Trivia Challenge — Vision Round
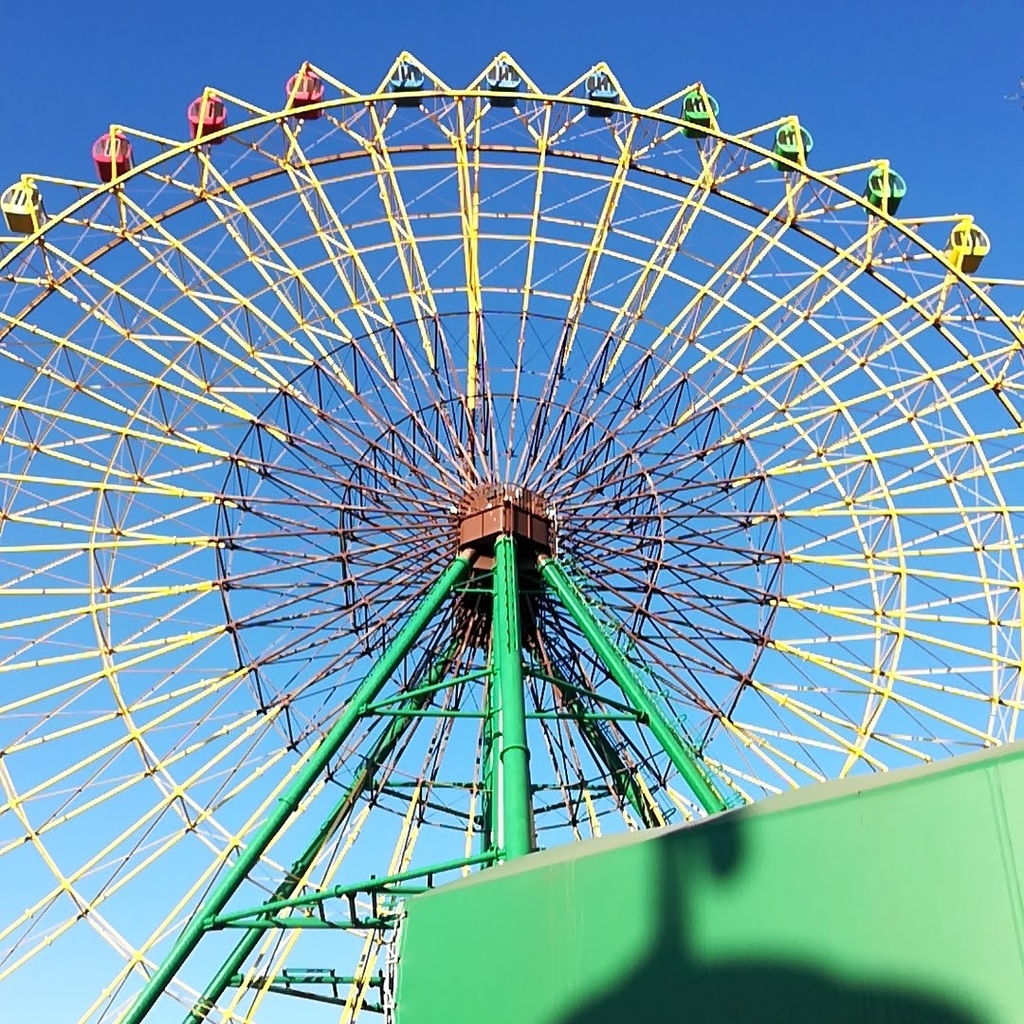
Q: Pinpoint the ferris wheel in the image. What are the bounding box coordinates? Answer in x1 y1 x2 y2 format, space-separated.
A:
0 51 1022 1023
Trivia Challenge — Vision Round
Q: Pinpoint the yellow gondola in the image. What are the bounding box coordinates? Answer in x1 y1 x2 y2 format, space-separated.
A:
946 217 990 274
1 178 45 235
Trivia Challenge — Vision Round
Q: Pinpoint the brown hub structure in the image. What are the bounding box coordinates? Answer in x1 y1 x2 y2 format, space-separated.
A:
454 486 554 648
456 486 553 566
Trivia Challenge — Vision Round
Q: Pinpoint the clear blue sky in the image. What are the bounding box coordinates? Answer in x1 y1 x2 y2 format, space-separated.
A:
2 0 1024 275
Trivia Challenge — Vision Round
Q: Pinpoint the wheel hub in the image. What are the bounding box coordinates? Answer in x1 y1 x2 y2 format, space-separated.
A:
454 486 554 649
455 485 554 566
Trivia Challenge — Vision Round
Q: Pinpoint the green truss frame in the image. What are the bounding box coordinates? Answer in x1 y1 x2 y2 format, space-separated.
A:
120 542 725 1024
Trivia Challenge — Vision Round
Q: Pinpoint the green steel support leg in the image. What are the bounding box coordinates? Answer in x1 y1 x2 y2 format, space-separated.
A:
538 555 727 815
492 536 534 859
120 552 473 1024
183 645 459 1023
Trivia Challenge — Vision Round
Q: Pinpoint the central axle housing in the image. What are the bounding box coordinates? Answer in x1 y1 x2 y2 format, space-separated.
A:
456 486 553 567
453 486 553 648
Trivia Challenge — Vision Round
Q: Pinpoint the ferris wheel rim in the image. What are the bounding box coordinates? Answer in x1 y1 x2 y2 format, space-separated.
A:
2 51 1024 1023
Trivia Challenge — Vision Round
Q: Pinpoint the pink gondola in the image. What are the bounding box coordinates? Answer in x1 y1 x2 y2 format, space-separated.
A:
285 70 324 119
92 132 132 183
187 94 228 143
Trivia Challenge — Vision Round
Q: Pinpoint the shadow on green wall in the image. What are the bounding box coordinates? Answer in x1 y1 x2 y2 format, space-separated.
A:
558 810 982 1024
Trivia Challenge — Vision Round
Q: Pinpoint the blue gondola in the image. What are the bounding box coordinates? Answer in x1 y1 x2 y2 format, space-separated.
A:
391 61 425 108
487 60 521 108
586 70 618 118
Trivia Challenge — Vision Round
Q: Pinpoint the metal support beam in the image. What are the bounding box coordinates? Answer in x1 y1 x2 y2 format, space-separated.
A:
537 555 726 815
183 643 461 1022
492 535 534 859
212 850 497 926
120 552 474 1024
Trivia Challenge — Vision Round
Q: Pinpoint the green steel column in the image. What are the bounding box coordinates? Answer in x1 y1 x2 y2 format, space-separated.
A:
120 552 473 1024
538 555 726 815
492 535 533 859
184 645 458 1023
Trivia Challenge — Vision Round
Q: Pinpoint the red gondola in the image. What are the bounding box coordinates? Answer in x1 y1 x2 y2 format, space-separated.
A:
92 132 132 183
187 93 228 143
285 70 324 119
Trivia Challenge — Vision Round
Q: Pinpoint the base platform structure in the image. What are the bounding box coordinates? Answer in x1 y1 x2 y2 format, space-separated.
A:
393 740 1024 1023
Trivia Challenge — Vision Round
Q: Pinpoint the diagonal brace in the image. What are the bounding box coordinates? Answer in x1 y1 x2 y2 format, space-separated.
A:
183 641 462 1022
537 555 726 815
119 551 474 1024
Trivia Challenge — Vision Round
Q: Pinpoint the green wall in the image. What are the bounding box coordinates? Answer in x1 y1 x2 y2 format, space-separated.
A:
394 743 1024 1022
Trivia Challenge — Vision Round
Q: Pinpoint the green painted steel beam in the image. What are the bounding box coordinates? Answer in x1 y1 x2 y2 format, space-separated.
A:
218 917 396 931
374 709 486 718
492 535 534 859
228 969 381 987
182 644 459 1022
530 711 641 721
384 780 479 789
117 552 473 1024
538 555 726 815
211 850 497 925
366 667 492 711
544 669 660 825
529 673 640 717
373 709 640 720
